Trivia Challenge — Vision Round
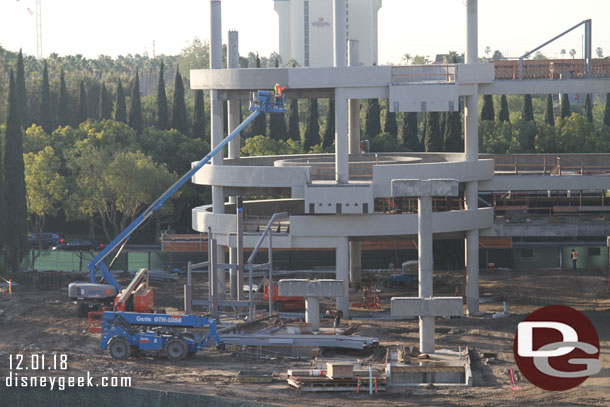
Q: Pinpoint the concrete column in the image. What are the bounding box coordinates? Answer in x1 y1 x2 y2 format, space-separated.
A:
305 297 320 331
333 0 347 68
227 30 240 160
336 237 350 318
210 0 225 299
349 241 361 287
348 39 360 155
464 0 480 315
418 195 434 353
335 87 349 184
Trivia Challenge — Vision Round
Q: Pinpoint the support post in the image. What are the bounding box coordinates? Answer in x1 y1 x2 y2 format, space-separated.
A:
227 30 241 160
184 261 192 313
333 0 347 68
349 241 361 287
418 195 434 353
210 237 219 319
348 39 361 155
305 297 320 330
236 196 244 301
336 237 350 318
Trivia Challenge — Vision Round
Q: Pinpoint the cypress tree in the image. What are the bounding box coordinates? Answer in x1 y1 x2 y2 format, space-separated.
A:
544 94 555 126
481 95 494 121
156 62 170 130
287 98 301 142
192 89 206 140
584 94 593 123
365 99 381 137
129 70 143 134
98 82 113 120
499 95 510 123
114 79 127 123
0 122 6 254
561 93 571 118
401 112 420 151
302 98 320 151
250 53 266 137
424 112 442 152
16 49 29 127
444 111 462 152
56 68 70 126
270 108 288 141
522 94 535 122
322 98 334 148
384 109 398 139
3 70 28 272
77 81 88 124
171 68 188 134
40 62 53 133
604 94 610 127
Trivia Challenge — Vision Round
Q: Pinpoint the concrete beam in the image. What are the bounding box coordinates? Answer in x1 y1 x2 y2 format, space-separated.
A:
391 297 464 317
278 279 344 298
391 179 459 198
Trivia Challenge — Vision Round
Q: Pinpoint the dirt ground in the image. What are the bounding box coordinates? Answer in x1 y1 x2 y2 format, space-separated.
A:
0 268 609 406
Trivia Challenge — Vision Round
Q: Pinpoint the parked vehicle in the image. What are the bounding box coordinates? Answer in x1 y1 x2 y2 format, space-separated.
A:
383 260 418 288
51 239 105 251
28 233 65 249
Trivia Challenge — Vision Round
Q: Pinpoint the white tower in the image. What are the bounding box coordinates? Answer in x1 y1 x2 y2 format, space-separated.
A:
274 0 381 67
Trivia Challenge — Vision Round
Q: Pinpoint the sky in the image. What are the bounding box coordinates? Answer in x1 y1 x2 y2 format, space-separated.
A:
1 0 609 64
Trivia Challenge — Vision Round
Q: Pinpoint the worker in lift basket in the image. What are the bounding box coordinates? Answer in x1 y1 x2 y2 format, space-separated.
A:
571 248 579 269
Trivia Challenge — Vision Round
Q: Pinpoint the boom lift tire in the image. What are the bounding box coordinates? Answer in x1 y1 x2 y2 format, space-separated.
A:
164 338 188 361
108 336 131 360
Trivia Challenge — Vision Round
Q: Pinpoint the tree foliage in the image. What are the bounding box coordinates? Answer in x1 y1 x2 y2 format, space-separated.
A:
56 69 70 126
498 95 510 123
287 98 300 142
3 70 28 271
322 98 335 149
171 68 188 134
129 71 143 134
604 93 610 127
303 99 320 152
77 81 88 125
584 94 593 123
424 112 442 152
192 89 206 140
365 99 381 138
98 82 113 120
114 79 127 123
40 62 53 134
561 93 571 118
383 108 398 139
156 62 170 130
444 111 462 152
16 49 29 127
544 94 555 126
481 95 494 121
401 112 420 151
241 135 302 157
521 94 534 122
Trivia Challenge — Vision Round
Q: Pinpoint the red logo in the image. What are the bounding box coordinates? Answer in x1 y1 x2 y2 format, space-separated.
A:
513 305 600 391
312 17 330 28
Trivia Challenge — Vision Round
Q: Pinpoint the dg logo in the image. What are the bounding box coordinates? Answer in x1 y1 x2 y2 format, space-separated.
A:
513 305 601 391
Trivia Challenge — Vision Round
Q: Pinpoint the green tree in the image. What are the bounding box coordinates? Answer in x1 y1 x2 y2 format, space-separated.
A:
40 62 53 134
129 70 143 134
444 111 462 152
56 68 70 126
24 146 68 252
23 124 51 154
0 126 6 259
424 112 442 152
156 61 170 130
192 89 206 140
114 78 127 123
544 94 555 126
481 95 494 121
561 94 571 118
322 98 335 149
384 107 398 139
498 95 510 123
66 145 178 240
3 70 28 272
479 120 519 153
16 49 29 127
521 94 535 122
302 98 320 152
171 67 188 134
365 99 381 137
242 135 302 157
98 82 113 120
513 119 537 153
287 98 300 142
270 108 289 142
604 94 610 127
584 94 593 123
77 81 88 125
401 112 420 151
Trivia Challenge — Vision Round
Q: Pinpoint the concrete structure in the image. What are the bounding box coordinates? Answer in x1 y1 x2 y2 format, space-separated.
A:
190 1 610 327
274 0 381 67
390 179 463 354
278 279 344 330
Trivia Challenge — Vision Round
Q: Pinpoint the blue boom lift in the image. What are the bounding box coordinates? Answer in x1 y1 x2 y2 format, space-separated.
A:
68 90 286 317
